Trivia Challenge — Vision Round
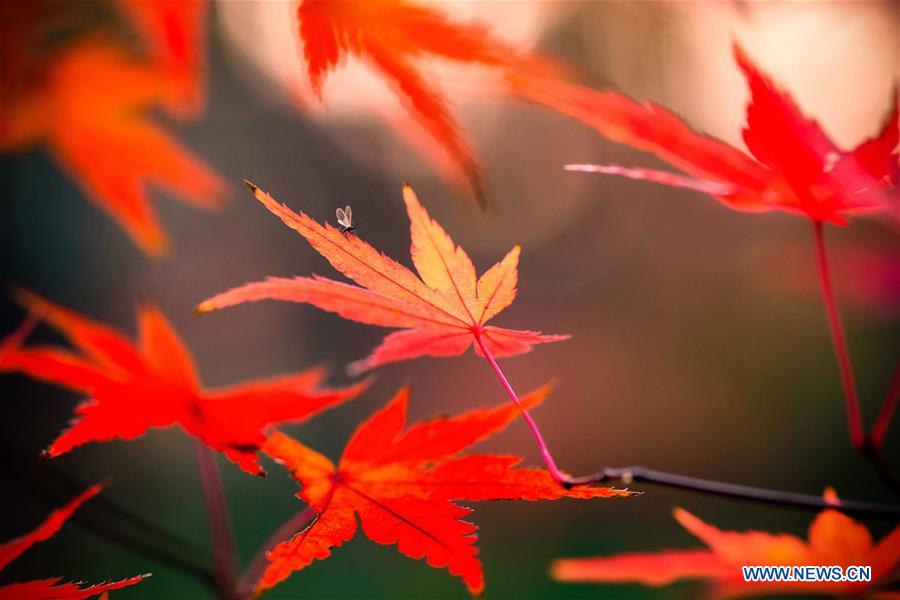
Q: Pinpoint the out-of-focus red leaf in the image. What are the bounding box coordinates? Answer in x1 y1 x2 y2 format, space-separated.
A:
0 292 369 476
198 182 568 373
521 44 898 225
0 36 224 256
553 549 731 587
733 44 895 223
116 0 208 118
295 0 561 206
565 163 737 197
851 97 899 186
256 384 634 596
0 483 147 599
552 489 900 598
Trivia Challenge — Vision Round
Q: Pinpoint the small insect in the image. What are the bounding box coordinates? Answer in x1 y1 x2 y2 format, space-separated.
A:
336 205 355 233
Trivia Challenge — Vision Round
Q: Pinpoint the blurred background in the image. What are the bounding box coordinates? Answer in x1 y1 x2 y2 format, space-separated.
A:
1 1 898 598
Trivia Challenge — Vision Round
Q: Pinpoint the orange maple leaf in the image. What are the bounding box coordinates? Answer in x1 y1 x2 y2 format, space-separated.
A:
0 292 369 476
116 0 208 118
551 489 900 598
198 182 568 373
0 482 147 599
0 37 224 256
295 0 560 206
523 42 898 226
255 384 634 596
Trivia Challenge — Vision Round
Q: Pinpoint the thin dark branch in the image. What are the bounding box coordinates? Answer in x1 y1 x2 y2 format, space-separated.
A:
562 466 900 519
0 439 214 585
869 362 900 450
857 441 900 496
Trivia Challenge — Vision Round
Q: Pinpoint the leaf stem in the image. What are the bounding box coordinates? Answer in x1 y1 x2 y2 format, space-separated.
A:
812 221 898 494
196 441 239 599
472 328 900 519
237 506 318 599
870 362 899 450
473 328 568 484
562 466 900 519
811 220 864 449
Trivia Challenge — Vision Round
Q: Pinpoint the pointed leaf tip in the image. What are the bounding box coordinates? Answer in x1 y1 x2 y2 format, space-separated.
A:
729 40 761 86
345 360 366 377
193 300 217 316
146 237 171 260
823 487 840 505
243 179 259 193
731 38 749 62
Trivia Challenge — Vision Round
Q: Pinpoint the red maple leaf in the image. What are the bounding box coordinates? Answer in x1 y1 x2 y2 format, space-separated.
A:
0 482 147 599
551 489 900 598
198 182 568 373
116 0 209 119
520 40 895 455
255 384 634 596
0 292 369 476
0 34 225 256
519 43 898 226
295 0 560 206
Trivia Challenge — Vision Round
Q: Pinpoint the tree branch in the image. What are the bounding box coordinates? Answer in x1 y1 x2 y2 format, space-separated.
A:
1 438 213 585
869 362 899 450
562 465 900 519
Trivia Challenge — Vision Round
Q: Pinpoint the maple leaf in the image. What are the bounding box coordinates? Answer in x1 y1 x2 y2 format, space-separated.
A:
255 384 634 596
551 489 900 598
517 43 898 225
116 0 208 118
0 482 147 599
0 292 369 476
295 0 560 206
197 182 568 373
0 37 225 256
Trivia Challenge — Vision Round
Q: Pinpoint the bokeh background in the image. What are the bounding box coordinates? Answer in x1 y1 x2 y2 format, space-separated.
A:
1 1 898 598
